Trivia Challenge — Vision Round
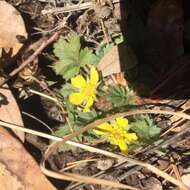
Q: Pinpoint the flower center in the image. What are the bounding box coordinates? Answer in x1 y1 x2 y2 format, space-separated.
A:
83 82 96 98
110 128 126 143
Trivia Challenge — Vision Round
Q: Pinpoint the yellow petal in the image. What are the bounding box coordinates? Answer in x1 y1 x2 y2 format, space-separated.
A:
96 122 113 132
90 67 99 85
118 141 128 155
69 92 85 105
94 122 112 136
93 129 107 136
86 96 94 107
125 133 138 142
83 107 90 112
116 117 128 128
83 96 94 112
71 75 86 89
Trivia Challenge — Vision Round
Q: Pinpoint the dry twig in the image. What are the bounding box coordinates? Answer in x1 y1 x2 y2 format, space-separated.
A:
0 108 190 189
42 0 122 15
0 32 60 87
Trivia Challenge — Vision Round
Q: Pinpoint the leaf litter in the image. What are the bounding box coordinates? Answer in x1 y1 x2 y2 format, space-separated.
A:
1 0 190 190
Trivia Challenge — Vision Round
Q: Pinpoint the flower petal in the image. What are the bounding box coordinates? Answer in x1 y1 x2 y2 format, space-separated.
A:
96 123 113 132
83 107 90 112
90 67 99 85
118 141 128 155
69 92 85 105
125 133 138 142
86 96 94 107
116 117 128 129
93 129 107 136
71 75 86 89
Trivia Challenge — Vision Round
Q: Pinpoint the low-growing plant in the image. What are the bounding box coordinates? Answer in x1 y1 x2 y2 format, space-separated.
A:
52 34 161 155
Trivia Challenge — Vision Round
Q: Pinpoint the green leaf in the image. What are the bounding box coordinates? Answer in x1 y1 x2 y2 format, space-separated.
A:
83 129 97 143
53 38 67 60
114 35 124 44
76 109 98 124
96 42 114 61
53 35 80 80
79 48 94 67
68 35 81 53
149 126 161 138
53 34 98 80
54 124 72 137
54 124 79 152
54 61 80 80
59 83 77 98
95 35 123 65
108 85 134 107
130 115 161 143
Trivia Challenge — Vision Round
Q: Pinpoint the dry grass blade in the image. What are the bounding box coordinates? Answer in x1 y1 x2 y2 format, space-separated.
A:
0 108 190 189
40 165 140 190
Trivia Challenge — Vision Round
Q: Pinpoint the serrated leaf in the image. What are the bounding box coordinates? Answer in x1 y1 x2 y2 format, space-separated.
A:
83 129 97 143
59 83 77 98
53 35 98 80
62 64 80 80
54 123 80 137
149 125 161 138
79 48 94 67
54 123 79 152
96 42 114 60
53 38 68 60
54 124 71 137
130 115 160 143
108 85 134 107
69 34 81 53
54 61 80 80
76 109 98 124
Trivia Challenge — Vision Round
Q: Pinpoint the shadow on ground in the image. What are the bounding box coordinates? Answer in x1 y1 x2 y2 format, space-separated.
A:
118 0 190 100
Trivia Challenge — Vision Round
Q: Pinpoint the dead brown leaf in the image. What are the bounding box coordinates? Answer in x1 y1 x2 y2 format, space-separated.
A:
0 162 24 190
0 83 56 189
0 127 57 190
97 44 138 77
0 84 24 141
0 1 27 57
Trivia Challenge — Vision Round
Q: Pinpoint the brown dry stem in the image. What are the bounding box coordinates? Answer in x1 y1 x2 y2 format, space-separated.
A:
0 109 190 189
0 32 60 87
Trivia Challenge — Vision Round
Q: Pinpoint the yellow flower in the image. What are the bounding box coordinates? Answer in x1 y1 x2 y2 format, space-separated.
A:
94 117 137 155
69 67 99 112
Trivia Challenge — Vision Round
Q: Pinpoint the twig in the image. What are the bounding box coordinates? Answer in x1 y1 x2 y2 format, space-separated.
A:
0 120 139 190
42 0 122 15
50 109 190 151
69 121 190 189
29 89 59 103
0 108 190 189
22 111 53 133
0 32 60 87
0 118 186 189
41 165 140 190
170 157 183 190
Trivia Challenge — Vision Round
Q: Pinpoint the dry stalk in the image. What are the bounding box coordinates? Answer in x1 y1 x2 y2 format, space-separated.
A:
42 0 122 15
0 109 190 189
0 32 60 87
